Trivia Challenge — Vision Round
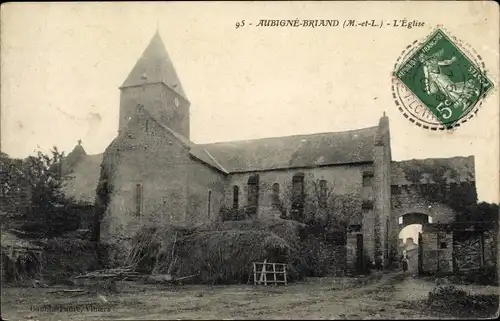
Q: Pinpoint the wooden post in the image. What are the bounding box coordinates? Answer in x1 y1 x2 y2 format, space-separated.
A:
284 264 287 285
480 231 485 267
253 262 257 285
259 259 267 286
273 263 277 286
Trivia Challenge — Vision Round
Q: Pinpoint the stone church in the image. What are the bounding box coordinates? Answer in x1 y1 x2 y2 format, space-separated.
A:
63 31 476 266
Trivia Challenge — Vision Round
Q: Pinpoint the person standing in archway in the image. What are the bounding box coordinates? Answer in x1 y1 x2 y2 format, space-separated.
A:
401 253 409 274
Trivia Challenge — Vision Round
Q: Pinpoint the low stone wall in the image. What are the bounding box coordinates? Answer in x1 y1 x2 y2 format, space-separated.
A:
299 236 346 277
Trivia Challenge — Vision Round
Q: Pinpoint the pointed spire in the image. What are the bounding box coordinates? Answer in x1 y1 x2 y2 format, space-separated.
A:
121 31 187 99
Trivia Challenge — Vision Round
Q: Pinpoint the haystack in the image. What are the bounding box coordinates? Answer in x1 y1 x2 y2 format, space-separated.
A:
126 223 194 274
198 216 305 250
130 217 306 284
172 229 290 284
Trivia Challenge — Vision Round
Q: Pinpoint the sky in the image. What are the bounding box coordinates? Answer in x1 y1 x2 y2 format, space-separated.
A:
1 2 499 203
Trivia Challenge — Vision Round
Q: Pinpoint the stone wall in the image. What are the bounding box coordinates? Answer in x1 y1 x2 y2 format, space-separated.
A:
372 114 392 266
421 224 453 275
224 164 368 219
186 158 227 225
390 184 457 267
100 106 190 250
119 83 190 139
483 229 498 268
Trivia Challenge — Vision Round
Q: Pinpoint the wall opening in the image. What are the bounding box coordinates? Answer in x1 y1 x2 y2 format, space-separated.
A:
208 190 212 218
397 212 430 274
272 183 280 207
291 173 305 219
319 179 327 208
135 183 143 216
232 185 239 209
247 174 259 215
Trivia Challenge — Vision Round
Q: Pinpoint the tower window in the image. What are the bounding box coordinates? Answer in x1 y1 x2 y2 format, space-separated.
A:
135 183 143 216
232 185 239 209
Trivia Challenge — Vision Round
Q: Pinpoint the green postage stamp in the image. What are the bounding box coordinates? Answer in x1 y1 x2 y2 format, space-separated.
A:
393 28 494 129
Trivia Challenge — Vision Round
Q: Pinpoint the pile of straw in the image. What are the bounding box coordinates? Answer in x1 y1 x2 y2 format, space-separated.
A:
173 230 290 284
130 217 306 284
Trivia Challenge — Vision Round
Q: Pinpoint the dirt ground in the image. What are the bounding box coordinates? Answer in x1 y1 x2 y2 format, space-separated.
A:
2 271 499 320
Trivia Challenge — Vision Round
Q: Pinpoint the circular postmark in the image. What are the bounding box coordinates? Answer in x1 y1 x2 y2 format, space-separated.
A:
391 27 495 130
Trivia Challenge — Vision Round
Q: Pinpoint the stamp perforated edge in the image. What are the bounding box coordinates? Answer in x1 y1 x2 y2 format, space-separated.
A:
391 25 497 131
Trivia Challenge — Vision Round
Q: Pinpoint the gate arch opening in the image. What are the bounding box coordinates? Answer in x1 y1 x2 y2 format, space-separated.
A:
397 212 431 275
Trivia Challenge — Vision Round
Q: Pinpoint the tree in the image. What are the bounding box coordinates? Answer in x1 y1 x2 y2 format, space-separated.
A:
0 148 80 237
276 177 361 241
459 202 499 223
275 177 362 277
1 152 28 218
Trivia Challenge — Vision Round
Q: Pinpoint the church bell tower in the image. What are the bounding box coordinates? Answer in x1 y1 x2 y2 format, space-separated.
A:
119 30 190 139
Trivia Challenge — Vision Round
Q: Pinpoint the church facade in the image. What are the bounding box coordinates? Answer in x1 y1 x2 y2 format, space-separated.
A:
63 31 476 267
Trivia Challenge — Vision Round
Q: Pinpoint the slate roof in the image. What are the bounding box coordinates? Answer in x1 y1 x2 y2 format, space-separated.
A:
121 30 187 100
193 126 379 173
391 156 475 186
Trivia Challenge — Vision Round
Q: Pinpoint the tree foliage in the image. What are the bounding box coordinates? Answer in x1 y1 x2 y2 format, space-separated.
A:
276 178 361 244
403 162 478 214
458 202 499 223
1 148 81 238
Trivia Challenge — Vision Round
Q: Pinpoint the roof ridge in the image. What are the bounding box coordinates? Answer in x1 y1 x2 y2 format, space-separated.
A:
197 125 379 146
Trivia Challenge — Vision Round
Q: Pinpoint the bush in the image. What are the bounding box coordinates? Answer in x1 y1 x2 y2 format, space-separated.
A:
220 206 247 221
42 238 101 283
462 267 498 285
427 283 499 318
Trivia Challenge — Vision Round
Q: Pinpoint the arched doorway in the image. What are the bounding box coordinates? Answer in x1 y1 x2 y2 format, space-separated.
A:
397 212 431 275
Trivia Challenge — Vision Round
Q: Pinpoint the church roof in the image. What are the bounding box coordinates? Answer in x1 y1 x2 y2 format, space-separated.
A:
62 153 103 204
121 31 187 99
62 141 87 175
193 126 379 173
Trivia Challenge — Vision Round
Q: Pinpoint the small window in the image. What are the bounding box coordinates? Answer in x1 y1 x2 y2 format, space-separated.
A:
348 224 362 233
232 185 239 209
135 183 143 216
319 180 328 208
361 200 373 209
398 216 403 225
440 242 447 249
391 185 401 195
362 171 374 187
